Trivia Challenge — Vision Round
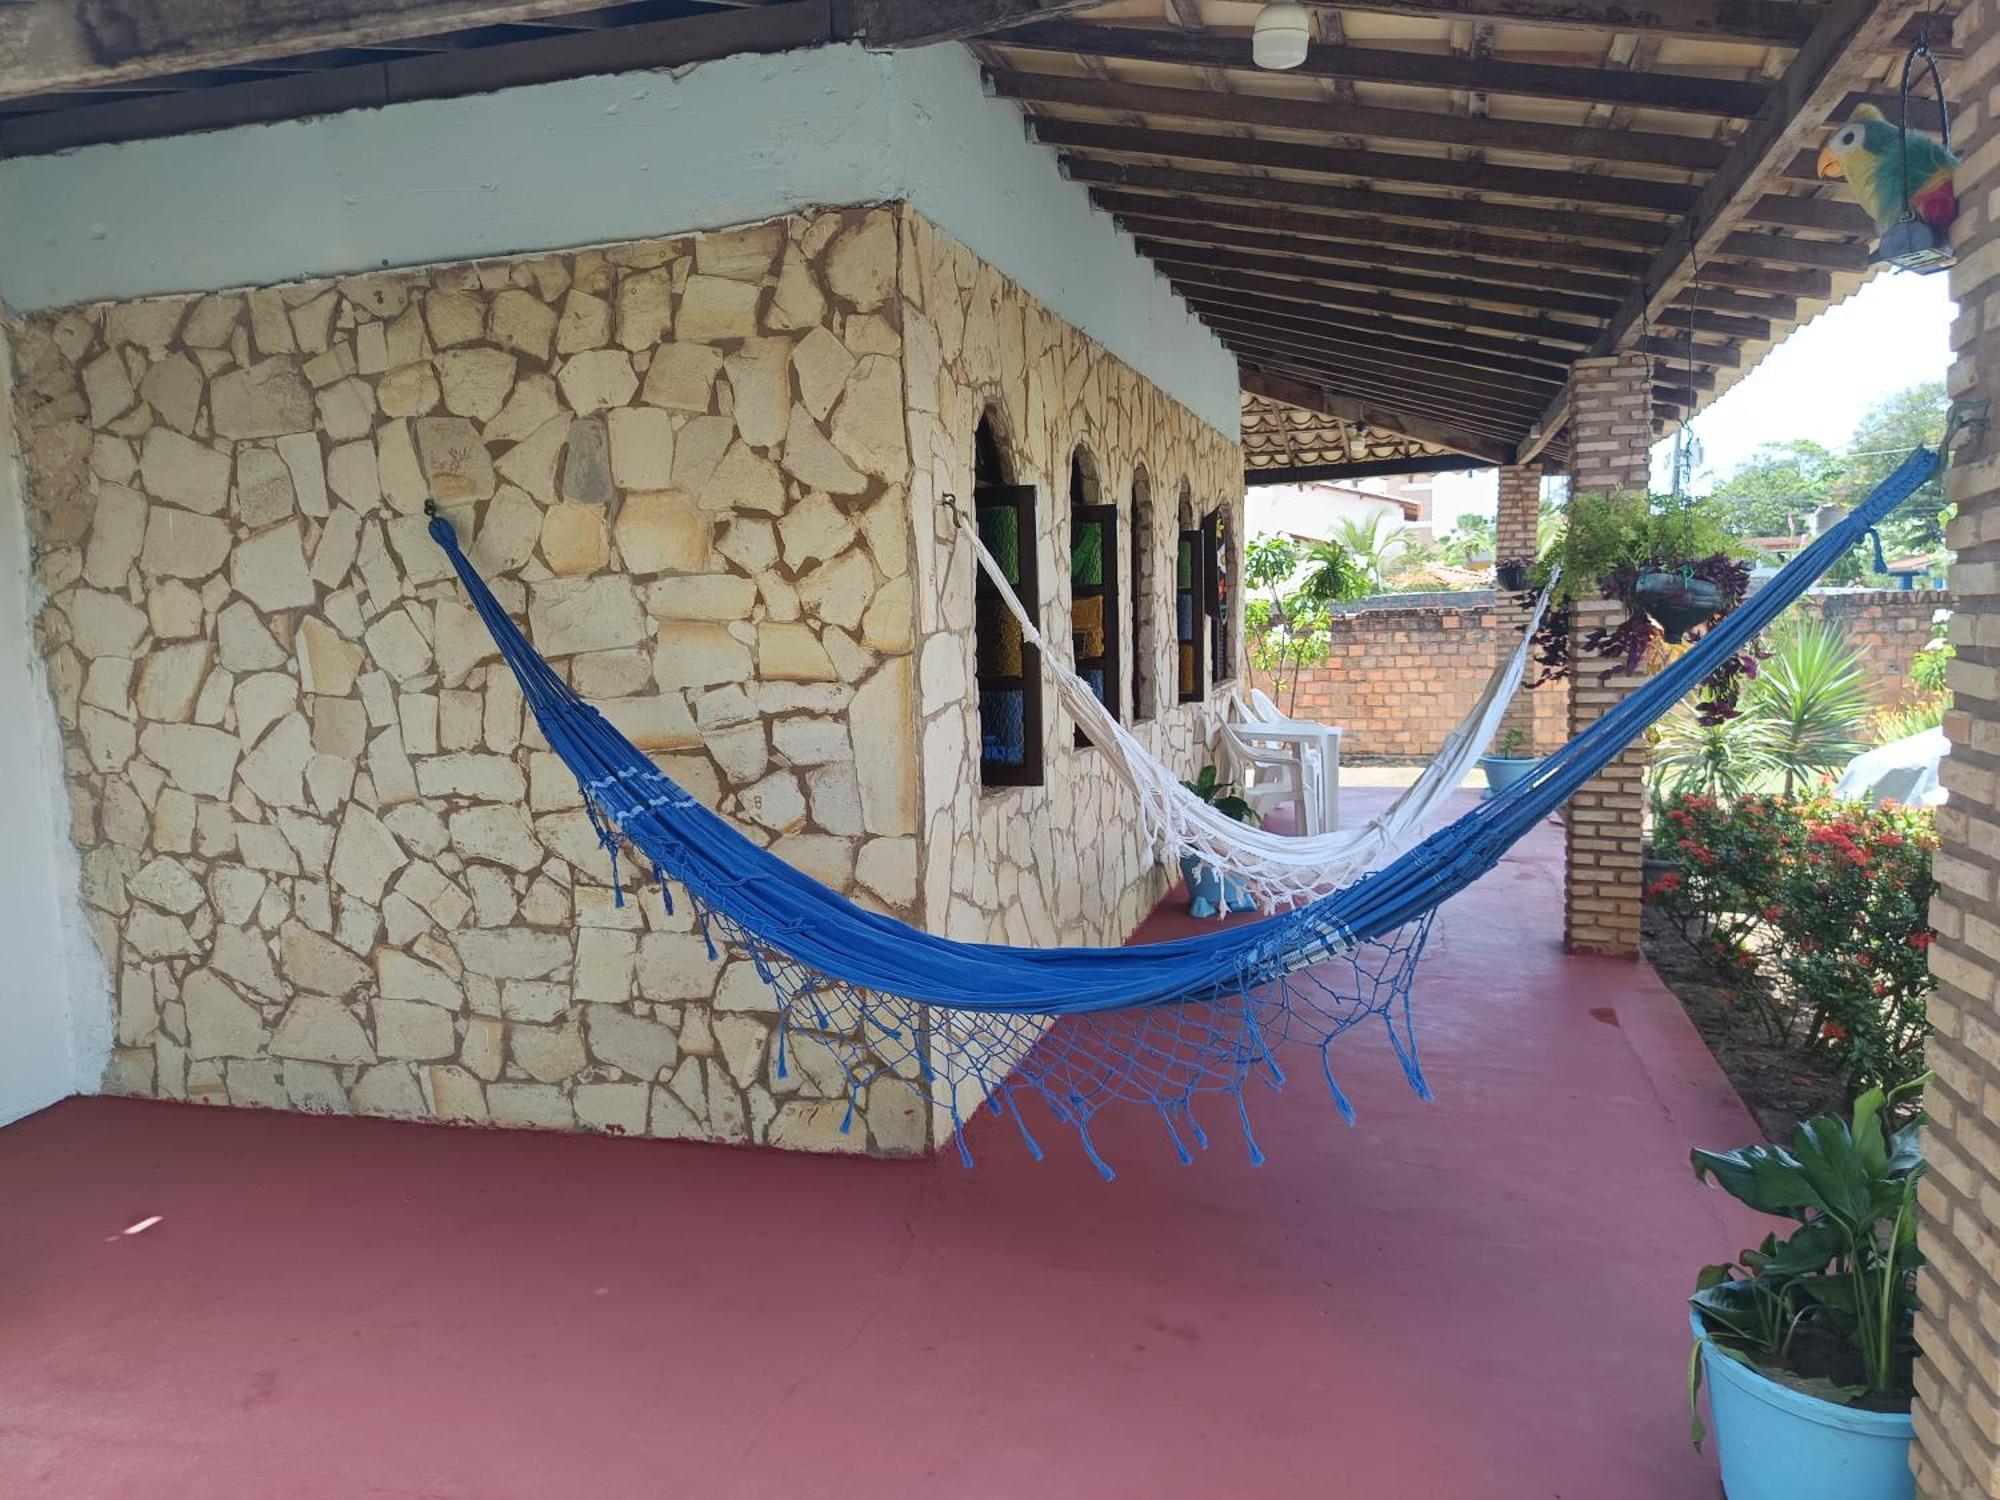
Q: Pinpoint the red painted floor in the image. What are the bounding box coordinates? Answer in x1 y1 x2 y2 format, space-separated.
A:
0 792 1765 1500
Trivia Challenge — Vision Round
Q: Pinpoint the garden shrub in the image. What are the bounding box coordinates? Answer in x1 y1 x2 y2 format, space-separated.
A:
1650 792 1936 1098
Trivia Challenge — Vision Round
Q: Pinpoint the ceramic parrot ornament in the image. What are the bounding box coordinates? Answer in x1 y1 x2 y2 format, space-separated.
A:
1817 103 1959 238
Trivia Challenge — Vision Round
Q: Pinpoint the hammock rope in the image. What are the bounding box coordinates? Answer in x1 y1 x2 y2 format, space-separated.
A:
428 447 1939 1175
950 498 1557 908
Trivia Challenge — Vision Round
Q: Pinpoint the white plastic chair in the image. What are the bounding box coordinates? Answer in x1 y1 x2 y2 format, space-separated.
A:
1220 723 1324 836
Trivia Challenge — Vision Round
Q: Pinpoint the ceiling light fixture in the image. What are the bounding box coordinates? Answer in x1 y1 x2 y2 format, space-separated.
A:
1252 1 1312 70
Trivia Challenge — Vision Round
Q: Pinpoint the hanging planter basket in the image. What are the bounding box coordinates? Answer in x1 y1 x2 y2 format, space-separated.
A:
1494 560 1530 593
1635 569 1727 643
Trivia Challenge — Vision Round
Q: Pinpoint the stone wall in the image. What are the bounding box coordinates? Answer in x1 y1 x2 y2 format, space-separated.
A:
10 206 941 1154
1252 589 1947 763
8 201 1243 1158
898 210 1243 1123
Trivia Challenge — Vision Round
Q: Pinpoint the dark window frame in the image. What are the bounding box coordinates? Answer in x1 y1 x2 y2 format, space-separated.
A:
1176 525 1207 705
973 422 1044 789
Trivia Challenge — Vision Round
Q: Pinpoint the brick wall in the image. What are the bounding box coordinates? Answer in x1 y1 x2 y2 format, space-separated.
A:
1252 599 1565 759
1253 589 1944 761
1912 0 2000 1482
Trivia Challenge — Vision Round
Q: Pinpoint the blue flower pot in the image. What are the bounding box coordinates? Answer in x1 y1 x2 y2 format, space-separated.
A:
1178 854 1256 918
1692 1313 1913 1500
1476 754 1538 799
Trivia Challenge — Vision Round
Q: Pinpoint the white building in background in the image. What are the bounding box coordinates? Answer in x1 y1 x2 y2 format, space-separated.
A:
1247 474 1436 545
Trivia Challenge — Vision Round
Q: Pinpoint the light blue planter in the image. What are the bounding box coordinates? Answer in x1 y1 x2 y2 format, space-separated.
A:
1693 1313 1914 1500
1177 854 1257 919
1477 754 1539 799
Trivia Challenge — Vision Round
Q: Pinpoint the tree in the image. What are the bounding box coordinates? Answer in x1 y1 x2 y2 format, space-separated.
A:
1242 534 1339 713
1329 512 1399 589
1705 440 1844 541
1843 380 1949 547
1438 513 1495 566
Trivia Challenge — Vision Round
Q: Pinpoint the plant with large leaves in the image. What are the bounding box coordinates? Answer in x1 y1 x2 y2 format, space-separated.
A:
1745 617 1871 796
1687 1078 1928 1444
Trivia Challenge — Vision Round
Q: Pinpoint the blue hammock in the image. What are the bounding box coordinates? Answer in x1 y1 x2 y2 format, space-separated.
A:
429 448 1939 1174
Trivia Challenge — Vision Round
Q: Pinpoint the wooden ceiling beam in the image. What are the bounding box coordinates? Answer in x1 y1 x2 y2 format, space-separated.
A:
1205 319 1565 404
1193 301 1580 385
987 68 1730 171
1030 117 1699 214
0 3 833 155
1323 0 1820 46
1001 20 1771 116
1241 367 1520 464
1177 287 1577 374
1693 260 1835 297
0 0 648 101
833 0 1102 48
1134 237 1621 320
1636 334 1741 367
1246 456 1500 485
1063 159 1671 248
1741 193 1876 233
1243 356 1532 443
1160 259 1602 346
1717 230 1872 271
1667 286 1798 320
1530 0 1927 455
1116 211 1636 301
1089 188 1653 278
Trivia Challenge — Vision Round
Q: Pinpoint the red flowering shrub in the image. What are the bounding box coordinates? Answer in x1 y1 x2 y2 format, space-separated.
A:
1650 792 1936 1097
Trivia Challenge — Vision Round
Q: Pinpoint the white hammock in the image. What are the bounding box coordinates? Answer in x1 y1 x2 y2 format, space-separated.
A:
955 506 1554 909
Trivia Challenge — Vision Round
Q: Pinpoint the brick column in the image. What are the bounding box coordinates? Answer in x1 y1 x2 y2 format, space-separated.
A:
1494 463 1542 750
1564 353 1652 957
1912 4 2000 1488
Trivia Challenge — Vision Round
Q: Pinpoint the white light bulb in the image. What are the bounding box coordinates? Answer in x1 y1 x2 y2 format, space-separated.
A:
1252 1 1312 70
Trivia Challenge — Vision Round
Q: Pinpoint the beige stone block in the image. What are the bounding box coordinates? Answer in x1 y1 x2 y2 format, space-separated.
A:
351 1062 424 1117
697 441 784 514
606 406 675 491
615 267 675 350
273 995 376 1064
781 413 866 496
614 490 710 574
828 354 907 480
433 346 517 422
138 352 203 434
487 1081 573 1129
768 1098 867 1154
231 520 315 611
767 245 826 332
183 971 268 1060
489 288 556 361
211 357 316 439
792 326 855 423
644 572 754 622
484 372 561 444
236 446 298 527
374 998 457 1061
511 1018 586 1082
425 1065 487 1122
574 1081 647 1134
641 343 722 412
825 212 898 312
540 502 610 576
454 927 570 981
724 339 792 449
676 274 760 342
695 222 781 280
415 416 496 503
298 618 364 696
851 657 916 835
757 622 837 682
139 429 231 514
527 575 644 657
556 290 611 354
556 348 638 413
314 377 378 442
330 803 407 905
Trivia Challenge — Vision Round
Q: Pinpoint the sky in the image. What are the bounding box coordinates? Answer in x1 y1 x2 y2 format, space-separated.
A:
1418 270 1956 533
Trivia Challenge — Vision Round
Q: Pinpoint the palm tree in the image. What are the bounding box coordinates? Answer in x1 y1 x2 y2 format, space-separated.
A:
1650 707 1781 802
1745 618 1871 796
1329 513 1398 589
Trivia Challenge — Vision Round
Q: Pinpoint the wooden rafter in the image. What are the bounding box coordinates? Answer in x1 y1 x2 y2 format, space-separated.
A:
1241 368 1519 464
1523 0 1929 458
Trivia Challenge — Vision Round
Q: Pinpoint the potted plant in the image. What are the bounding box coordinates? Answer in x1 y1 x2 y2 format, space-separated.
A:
1494 555 1532 593
1527 491 1759 724
1475 726 1538 797
1177 765 1261 918
1687 1079 1926 1500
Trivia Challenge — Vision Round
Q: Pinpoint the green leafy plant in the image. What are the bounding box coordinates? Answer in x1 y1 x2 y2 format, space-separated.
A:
1687 1078 1929 1443
1649 793 1936 1094
1180 763 1259 825
1244 534 1340 713
1328 513 1398 590
1299 539 1371 605
1743 618 1870 797
1528 491 1755 721
1649 705 1781 803
1490 726 1532 760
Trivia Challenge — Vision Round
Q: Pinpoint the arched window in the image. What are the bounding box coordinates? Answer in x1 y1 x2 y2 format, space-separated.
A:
1068 445 1120 745
1207 507 1236 687
1129 467 1155 723
1175 486 1205 703
973 415 1043 787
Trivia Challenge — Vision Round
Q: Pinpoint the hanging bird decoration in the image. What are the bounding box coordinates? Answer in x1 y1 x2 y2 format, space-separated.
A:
1817 104 1959 271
